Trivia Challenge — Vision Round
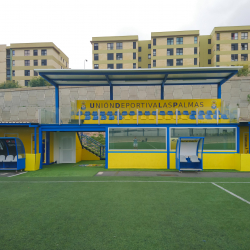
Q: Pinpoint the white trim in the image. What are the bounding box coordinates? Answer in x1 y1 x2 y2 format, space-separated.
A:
108 127 167 151
169 126 237 152
212 183 250 205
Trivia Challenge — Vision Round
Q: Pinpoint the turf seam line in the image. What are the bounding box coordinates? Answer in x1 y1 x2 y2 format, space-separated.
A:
212 182 250 205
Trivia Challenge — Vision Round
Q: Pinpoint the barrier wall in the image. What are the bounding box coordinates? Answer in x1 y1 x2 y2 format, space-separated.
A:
25 153 41 171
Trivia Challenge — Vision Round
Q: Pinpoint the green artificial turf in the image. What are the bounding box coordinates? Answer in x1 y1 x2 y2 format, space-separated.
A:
0 179 250 250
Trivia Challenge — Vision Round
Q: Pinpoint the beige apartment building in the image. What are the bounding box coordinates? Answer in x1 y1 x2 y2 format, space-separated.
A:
91 25 250 69
0 42 69 86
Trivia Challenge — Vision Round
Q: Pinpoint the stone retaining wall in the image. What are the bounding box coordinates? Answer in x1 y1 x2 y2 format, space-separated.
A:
0 76 249 122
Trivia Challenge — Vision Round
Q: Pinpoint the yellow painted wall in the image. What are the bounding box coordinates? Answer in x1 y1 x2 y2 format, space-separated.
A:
82 148 100 161
25 153 41 171
240 154 250 171
108 153 167 169
76 133 82 163
239 126 249 154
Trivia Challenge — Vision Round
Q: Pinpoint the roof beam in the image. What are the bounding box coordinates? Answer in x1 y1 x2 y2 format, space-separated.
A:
39 73 58 87
105 75 112 86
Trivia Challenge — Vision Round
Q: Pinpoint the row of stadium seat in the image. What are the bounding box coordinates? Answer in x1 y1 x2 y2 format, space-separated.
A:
75 110 222 116
81 114 230 124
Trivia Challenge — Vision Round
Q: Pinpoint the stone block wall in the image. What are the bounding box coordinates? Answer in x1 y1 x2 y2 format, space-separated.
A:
0 76 249 122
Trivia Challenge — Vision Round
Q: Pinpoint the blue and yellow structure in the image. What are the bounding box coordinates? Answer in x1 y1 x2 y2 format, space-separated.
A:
1 67 250 171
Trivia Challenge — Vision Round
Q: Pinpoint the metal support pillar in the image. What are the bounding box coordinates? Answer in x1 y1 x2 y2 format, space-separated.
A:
110 85 113 100
55 85 59 123
34 127 37 154
161 84 164 100
217 83 221 99
39 127 43 169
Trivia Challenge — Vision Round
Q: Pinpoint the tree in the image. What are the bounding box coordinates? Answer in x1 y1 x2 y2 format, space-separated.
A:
29 77 51 87
0 81 21 89
237 64 249 77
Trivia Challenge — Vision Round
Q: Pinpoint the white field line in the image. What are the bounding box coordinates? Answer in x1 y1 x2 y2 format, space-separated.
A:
212 182 250 205
0 180 250 184
145 142 157 149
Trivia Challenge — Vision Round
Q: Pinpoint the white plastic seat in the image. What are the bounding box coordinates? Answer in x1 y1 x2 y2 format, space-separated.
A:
13 156 17 162
190 155 199 162
0 155 5 162
180 155 187 162
3 155 14 162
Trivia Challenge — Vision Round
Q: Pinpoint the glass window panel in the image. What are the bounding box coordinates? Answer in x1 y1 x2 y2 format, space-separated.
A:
109 128 166 150
170 128 236 151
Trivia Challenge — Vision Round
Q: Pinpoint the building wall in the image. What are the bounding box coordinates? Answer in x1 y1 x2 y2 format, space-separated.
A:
0 45 6 82
0 76 250 122
138 40 151 68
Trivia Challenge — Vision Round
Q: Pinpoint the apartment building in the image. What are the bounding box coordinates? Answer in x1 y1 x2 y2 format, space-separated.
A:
91 25 250 69
0 42 69 86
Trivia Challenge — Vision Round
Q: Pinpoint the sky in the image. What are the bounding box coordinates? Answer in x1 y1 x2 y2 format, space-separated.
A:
1 0 249 69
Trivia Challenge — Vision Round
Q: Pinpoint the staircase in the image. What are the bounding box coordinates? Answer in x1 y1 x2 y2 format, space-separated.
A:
78 133 105 160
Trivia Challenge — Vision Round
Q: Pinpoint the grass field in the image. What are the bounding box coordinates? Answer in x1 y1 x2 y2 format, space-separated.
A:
1 164 250 250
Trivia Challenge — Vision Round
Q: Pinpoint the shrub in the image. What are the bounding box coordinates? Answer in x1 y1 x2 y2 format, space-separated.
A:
0 81 21 89
29 77 51 87
237 65 249 77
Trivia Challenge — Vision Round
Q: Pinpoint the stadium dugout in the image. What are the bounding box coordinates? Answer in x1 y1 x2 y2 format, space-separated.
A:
1 67 250 171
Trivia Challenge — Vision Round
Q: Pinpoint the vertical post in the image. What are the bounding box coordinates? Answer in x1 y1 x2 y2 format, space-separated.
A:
196 108 198 124
237 126 240 153
39 127 43 169
46 131 50 164
161 84 164 100
78 109 80 125
110 85 113 100
55 85 59 124
117 109 119 125
167 127 170 169
217 108 219 124
176 109 178 125
217 83 221 99
156 109 158 125
34 127 37 154
105 127 108 169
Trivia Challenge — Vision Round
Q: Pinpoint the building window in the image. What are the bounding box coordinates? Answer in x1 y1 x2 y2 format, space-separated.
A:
153 60 156 67
116 43 123 49
241 32 248 39
153 38 156 46
208 59 211 64
12 50 15 56
167 49 173 56
133 42 136 49
41 59 47 66
6 59 10 68
25 60 30 66
241 43 248 50
148 54 151 59
94 43 98 50
24 50 30 56
138 57 141 62
194 47 197 54
176 48 183 55
194 37 197 44
194 58 197 65
241 54 248 61
6 69 10 78
33 50 38 56
107 43 114 50
148 64 151 68
94 54 99 61
107 64 114 69
25 80 30 86
231 54 238 61
176 59 183 66
34 60 38 66
107 53 114 60
133 53 136 59
139 47 141 52
176 37 183 45
94 64 99 69
208 39 211 44
153 49 156 56
133 63 136 69
167 38 174 45
167 59 173 66
116 63 123 69
41 49 47 56
34 70 38 76
216 33 220 40
12 60 15 66
216 55 220 62
208 49 211 54
24 70 30 76
231 33 238 40
138 67 141 69
231 43 238 51
116 53 123 60
148 44 151 49
12 70 15 76
216 44 220 51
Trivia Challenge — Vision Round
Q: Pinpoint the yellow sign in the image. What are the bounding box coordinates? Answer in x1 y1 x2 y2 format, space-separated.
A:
77 99 221 112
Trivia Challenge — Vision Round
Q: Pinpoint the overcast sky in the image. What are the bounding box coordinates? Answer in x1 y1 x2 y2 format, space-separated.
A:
1 0 249 69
